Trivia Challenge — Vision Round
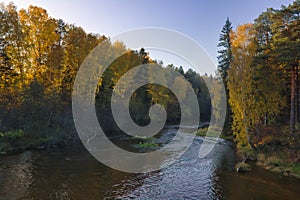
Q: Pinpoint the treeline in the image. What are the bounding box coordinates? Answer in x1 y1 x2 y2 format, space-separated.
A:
0 3 106 148
0 3 211 150
218 0 300 159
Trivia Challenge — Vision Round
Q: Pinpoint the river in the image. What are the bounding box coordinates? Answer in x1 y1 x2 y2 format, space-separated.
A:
1 126 300 199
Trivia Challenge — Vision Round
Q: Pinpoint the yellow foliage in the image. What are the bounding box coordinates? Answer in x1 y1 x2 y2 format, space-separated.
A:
228 23 285 156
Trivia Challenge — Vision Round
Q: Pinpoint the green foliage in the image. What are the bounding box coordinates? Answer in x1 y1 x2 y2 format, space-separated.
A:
195 127 220 138
0 129 23 141
0 129 24 153
292 163 300 174
217 17 233 82
195 128 207 137
217 18 233 135
133 135 159 148
137 142 159 148
218 1 300 163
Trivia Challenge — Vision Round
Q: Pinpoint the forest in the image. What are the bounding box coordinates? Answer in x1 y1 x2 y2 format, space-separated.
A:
0 3 211 152
0 0 300 177
218 0 300 173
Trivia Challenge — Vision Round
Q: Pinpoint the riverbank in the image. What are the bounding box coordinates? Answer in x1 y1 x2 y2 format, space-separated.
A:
2 126 300 181
1 126 299 199
251 129 300 179
196 127 300 179
0 129 77 155
195 127 235 141
255 152 300 179
219 163 300 200
235 158 300 179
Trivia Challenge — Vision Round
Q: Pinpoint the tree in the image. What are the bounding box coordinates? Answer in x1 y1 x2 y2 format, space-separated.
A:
44 19 66 93
0 2 25 89
0 3 23 130
217 18 233 134
62 25 102 102
253 8 287 128
269 1 300 132
217 17 233 82
227 24 257 157
19 6 59 80
228 22 285 156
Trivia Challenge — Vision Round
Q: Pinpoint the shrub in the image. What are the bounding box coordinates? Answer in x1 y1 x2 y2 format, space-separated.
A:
0 129 24 143
235 162 252 172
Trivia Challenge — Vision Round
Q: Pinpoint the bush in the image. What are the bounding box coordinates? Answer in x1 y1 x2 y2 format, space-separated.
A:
237 144 255 160
257 153 285 167
0 130 24 153
0 129 24 143
235 162 252 172
267 155 284 166
195 126 222 138
196 128 207 137
137 142 159 148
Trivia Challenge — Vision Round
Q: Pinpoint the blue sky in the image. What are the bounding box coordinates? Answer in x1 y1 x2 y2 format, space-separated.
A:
3 0 295 74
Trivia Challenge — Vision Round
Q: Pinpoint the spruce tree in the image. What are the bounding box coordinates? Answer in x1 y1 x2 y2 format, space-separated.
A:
217 18 233 134
217 17 233 82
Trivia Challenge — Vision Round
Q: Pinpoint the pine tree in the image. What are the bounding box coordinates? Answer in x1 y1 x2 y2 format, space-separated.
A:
270 0 300 132
253 8 286 127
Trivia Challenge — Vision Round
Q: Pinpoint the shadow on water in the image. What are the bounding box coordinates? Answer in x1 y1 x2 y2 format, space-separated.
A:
0 127 300 199
219 162 300 200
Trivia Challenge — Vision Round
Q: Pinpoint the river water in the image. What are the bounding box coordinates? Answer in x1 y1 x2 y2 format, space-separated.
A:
0 126 300 199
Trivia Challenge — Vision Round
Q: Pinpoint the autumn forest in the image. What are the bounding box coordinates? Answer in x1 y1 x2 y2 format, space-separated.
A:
0 1 300 197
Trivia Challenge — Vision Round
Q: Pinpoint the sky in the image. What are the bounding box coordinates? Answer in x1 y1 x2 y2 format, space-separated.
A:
2 0 295 74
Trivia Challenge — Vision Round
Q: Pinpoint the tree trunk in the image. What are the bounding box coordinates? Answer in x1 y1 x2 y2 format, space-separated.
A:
290 65 296 132
296 64 299 126
264 112 268 126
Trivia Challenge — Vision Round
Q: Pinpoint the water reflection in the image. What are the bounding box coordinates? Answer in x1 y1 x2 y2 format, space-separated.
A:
0 151 34 199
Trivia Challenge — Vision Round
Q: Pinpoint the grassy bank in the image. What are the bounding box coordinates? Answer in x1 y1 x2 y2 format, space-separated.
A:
232 128 300 179
133 136 160 149
234 153 300 178
256 153 300 178
0 129 77 155
194 126 300 179
195 127 235 141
